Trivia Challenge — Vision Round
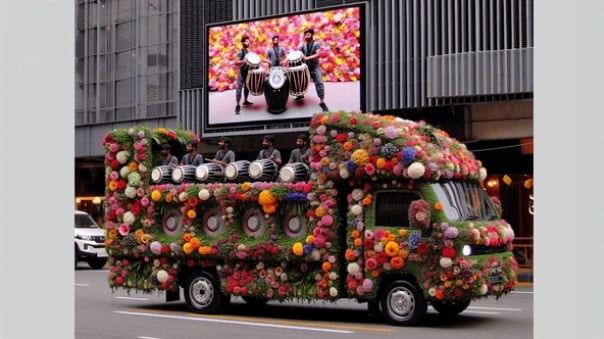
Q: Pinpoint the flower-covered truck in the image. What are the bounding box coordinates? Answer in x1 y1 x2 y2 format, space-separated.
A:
103 111 517 326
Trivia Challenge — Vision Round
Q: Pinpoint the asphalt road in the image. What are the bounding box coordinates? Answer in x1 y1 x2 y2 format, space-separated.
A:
75 264 533 339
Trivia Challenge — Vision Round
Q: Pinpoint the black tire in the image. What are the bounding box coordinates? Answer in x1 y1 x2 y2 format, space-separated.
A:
184 271 228 313
380 280 427 326
74 247 79 269
431 299 471 316
88 257 107 269
242 296 269 306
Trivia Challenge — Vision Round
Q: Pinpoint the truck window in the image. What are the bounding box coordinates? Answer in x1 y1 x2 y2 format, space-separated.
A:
431 181 497 221
375 192 421 228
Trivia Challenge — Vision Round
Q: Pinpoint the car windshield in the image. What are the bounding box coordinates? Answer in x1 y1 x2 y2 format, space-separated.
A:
75 213 99 229
431 181 498 221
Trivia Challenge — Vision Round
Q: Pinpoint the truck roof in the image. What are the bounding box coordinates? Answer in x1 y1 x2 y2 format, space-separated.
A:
307 111 484 182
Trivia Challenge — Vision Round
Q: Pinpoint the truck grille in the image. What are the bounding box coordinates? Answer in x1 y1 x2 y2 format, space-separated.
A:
469 244 508 255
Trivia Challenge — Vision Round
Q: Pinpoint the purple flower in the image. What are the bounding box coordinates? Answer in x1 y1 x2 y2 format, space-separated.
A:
346 159 357 172
408 233 420 249
402 147 416 165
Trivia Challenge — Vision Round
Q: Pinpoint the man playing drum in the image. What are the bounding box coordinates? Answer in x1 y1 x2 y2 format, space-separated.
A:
266 35 286 68
180 140 203 166
288 134 310 165
234 35 254 115
297 28 329 112
209 137 236 168
257 134 282 167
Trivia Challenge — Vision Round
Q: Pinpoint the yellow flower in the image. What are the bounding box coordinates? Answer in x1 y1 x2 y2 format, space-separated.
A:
398 229 407 237
376 158 386 169
306 235 315 244
199 246 211 255
399 248 409 259
320 157 330 166
292 242 304 256
134 229 144 243
315 206 325 217
151 190 162 202
128 161 138 171
444 281 452 288
320 116 329 125
108 180 118 191
384 241 400 257
258 190 276 205
182 242 194 255
351 149 369 166
187 209 197 219
241 182 251 191
140 234 151 244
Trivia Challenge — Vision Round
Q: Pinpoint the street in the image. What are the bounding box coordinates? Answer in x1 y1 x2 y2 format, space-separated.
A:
75 265 533 339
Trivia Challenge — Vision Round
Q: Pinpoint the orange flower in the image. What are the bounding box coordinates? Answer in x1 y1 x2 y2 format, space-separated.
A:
384 241 400 257
362 194 372 206
322 261 332 272
376 158 386 169
345 248 356 261
189 237 201 249
198 246 211 255
434 202 443 211
399 248 409 259
108 180 118 191
315 206 325 217
320 116 329 124
306 235 315 244
343 141 353 151
314 144 324 152
187 196 199 207
182 233 192 242
351 230 360 238
182 242 194 254
353 238 362 247
187 209 197 219
262 204 277 214
151 190 162 202
128 161 138 171
398 229 407 237
108 229 117 239
165 194 173 203
105 238 114 247
292 242 304 256
390 256 405 269
370 269 381 278
391 157 399 164
241 182 251 191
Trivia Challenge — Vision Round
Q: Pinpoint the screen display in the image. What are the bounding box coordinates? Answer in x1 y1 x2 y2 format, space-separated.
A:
205 5 364 133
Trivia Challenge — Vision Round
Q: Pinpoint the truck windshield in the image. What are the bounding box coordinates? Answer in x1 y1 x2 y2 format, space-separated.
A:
431 181 498 221
75 213 99 229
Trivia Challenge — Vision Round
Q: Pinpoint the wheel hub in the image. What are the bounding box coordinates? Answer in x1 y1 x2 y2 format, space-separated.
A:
191 279 214 306
389 289 414 316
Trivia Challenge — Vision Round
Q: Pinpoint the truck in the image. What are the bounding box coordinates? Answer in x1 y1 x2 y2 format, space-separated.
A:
103 110 518 326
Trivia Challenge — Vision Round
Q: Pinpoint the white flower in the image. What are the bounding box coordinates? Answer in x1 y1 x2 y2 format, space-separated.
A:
256 262 265 270
123 211 136 225
374 242 384 253
198 189 210 201
116 150 130 164
329 272 338 280
479 167 488 181
310 249 321 261
339 168 350 179
119 166 131 178
178 192 188 202
351 189 364 201
439 257 453 268
329 287 338 297
407 162 425 179
138 163 147 173
428 287 437 296
124 186 137 199
280 273 288 281
350 204 363 215
237 244 247 251
347 263 360 275
479 284 488 295
156 270 168 283
226 206 234 214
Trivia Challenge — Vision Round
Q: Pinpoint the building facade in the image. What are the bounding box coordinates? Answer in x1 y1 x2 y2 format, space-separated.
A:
76 0 533 267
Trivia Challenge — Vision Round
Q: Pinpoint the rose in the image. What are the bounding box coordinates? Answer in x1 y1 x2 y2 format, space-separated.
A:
124 186 137 199
150 241 162 255
156 270 169 283
439 257 453 268
350 204 363 215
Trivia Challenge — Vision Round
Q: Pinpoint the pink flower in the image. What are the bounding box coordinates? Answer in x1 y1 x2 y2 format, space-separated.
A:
364 163 376 176
374 228 385 241
109 143 120 153
362 278 374 292
321 215 333 226
118 223 130 236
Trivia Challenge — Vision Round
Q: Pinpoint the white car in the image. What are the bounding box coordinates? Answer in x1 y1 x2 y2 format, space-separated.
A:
74 210 107 269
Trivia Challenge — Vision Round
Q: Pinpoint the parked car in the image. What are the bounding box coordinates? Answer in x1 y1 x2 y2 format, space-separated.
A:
74 210 107 269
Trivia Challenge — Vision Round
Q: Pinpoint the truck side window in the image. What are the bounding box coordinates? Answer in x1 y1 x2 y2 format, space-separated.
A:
375 192 421 228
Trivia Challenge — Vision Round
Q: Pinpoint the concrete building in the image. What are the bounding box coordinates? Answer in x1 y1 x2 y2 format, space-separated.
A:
76 0 533 268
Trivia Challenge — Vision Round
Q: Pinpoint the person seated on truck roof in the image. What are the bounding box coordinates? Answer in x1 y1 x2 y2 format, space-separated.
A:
257 134 282 167
180 140 203 166
209 137 236 167
157 143 178 167
288 133 310 165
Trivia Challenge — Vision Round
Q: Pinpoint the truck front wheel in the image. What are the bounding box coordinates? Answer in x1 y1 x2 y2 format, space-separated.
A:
184 271 228 313
380 280 427 326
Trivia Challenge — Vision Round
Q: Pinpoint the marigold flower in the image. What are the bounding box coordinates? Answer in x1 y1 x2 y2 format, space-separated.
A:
434 202 443 211
151 190 162 202
187 209 197 219
189 237 201 249
140 234 151 244
241 182 251 191
198 246 211 255
384 241 400 257
390 256 405 269
182 233 192 242
353 238 362 247
306 235 315 244
398 229 407 237
343 141 353 151
108 180 118 191
128 161 138 171
351 149 369 166
376 158 386 169
370 269 381 278
182 242 194 255
320 116 329 125
108 229 117 239
165 194 173 203
322 261 332 272
315 206 325 217
351 230 360 238
345 248 356 261
262 204 277 214
292 242 304 256
399 248 409 259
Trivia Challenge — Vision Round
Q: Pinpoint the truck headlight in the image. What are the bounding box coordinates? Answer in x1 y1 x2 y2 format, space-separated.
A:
462 245 472 256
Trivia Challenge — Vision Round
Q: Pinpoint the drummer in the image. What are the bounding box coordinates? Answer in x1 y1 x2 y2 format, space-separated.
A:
257 134 282 167
209 136 236 168
288 134 310 165
157 143 178 167
297 28 329 112
180 140 203 166
234 35 254 115
265 35 286 68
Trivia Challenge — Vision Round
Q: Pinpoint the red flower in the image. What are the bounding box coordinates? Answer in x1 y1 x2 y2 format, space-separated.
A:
117 180 127 190
304 181 314 193
161 245 170 254
364 239 374 249
110 159 119 169
442 247 456 258
336 133 347 143
350 117 358 124
417 243 428 255
376 252 389 264
167 131 176 139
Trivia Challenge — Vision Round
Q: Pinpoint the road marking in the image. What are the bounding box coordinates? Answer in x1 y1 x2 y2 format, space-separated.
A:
137 337 161 339
116 310 355 334
468 306 522 312
115 296 150 301
462 310 500 315
75 283 89 287
511 291 533 294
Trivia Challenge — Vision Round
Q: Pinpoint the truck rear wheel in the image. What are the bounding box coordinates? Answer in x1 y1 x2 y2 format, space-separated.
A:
431 299 471 316
88 257 107 269
380 280 427 326
184 271 228 313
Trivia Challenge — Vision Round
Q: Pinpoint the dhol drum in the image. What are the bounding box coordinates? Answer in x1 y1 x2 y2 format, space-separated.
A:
279 162 310 183
195 163 225 183
249 159 279 181
246 68 266 96
225 160 251 182
244 52 261 70
172 165 197 183
264 67 289 114
151 166 173 184
286 50 304 68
